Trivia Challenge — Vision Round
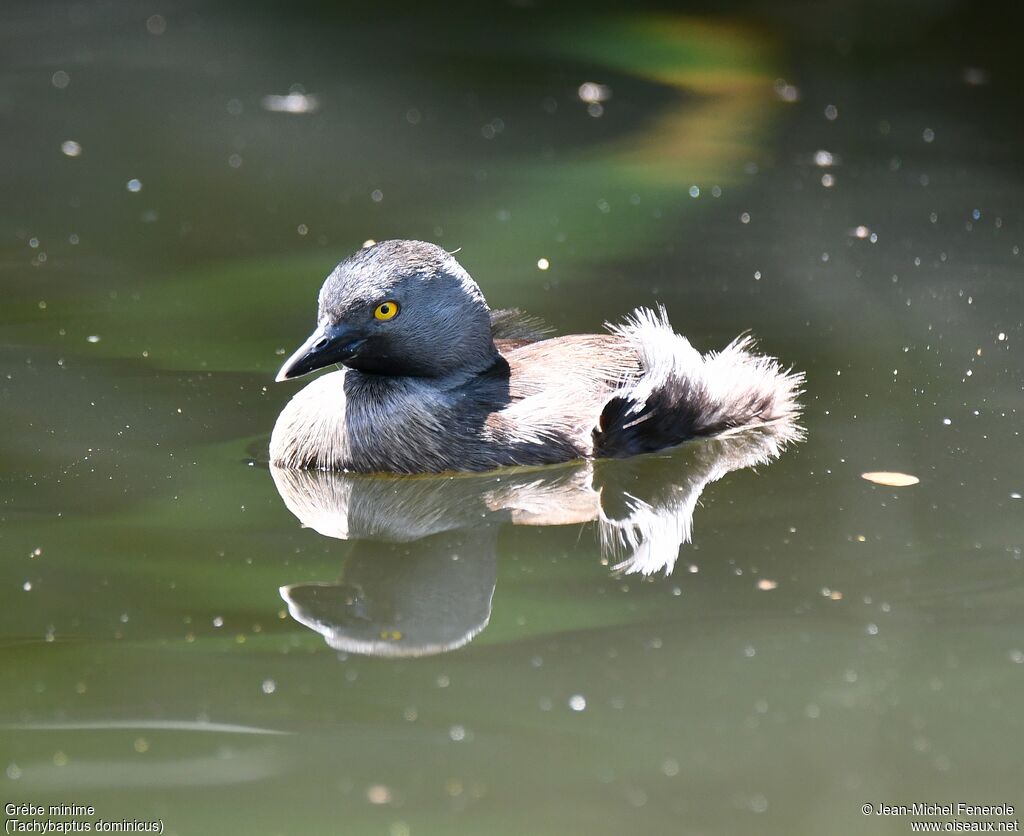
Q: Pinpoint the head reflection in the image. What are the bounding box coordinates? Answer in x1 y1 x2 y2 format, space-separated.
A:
273 421 800 658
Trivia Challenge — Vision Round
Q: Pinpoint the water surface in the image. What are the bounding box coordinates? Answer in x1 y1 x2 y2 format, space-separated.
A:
2 2 1023 834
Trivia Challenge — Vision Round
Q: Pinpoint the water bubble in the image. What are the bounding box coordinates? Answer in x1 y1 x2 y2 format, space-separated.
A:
824 104 838 120
61 140 82 157
448 725 466 741
568 694 586 711
922 128 935 143
536 258 550 271
146 14 166 35
51 70 70 89
371 189 383 203
126 179 142 193
261 678 276 694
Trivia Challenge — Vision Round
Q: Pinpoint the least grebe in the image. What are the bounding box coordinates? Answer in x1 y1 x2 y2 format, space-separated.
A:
271 240 803 473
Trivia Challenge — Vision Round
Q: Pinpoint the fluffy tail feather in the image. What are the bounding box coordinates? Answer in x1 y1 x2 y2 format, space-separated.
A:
593 306 804 458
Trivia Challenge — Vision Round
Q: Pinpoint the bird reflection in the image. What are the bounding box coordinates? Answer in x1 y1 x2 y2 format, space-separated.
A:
273 421 800 658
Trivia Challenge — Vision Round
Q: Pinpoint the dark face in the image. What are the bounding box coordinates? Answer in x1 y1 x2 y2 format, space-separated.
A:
275 240 498 381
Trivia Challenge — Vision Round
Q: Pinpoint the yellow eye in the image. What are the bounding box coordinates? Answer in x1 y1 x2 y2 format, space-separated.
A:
374 301 399 321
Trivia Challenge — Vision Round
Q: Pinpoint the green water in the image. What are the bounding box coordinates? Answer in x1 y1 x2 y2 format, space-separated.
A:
2 2 1023 834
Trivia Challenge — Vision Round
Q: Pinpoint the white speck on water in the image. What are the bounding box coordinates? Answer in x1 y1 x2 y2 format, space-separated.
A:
536 258 550 270
212 616 224 627
228 153 242 168
866 623 879 636
568 694 586 711
577 82 611 103
821 173 836 188
406 107 422 125
942 418 952 426
261 92 320 114
750 794 769 813
963 67 989 86
448 725 466 741
146 14 166 35
86 335 101 343
1010 492 1022 500
997 332 1006 341
371 189 383 203
773 78 800 102
824 104 838 120
1010 650 1024 664
813 150 835 167
756 579 778 591
743 645 756 658
922 128 935 143
52 70 70 89
126 179 142 193
805 703 821 719
22 581 32 592
6 763 22 780
61 140 82 157
261 678 276 694
362 239 376 248
366 784 392 805
297 224 308 236
661 758 680 777
435 674 450 688
851 225 871 239
226 98 243 115
688 185 700 198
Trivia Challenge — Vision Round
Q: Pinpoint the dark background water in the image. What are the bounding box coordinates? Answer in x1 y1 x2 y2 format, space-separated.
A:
1 1 1022 834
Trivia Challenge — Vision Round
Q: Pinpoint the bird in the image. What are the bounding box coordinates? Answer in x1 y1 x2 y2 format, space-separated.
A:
270 240 803 473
